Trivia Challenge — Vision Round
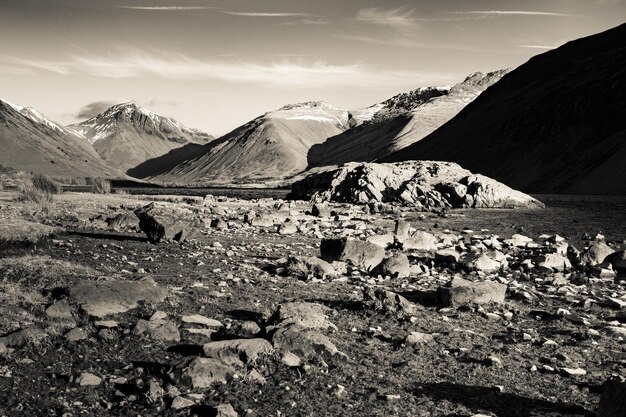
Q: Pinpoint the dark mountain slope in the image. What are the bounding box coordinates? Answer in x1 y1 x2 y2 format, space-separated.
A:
383 23 626 195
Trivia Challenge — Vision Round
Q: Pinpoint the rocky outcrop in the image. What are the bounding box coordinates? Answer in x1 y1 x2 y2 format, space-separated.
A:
134 203 196 244
289 161 543 209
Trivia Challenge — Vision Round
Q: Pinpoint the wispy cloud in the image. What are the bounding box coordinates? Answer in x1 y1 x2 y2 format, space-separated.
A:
275 18 330 26
457 10 573 17
4 50 449 88
356 7 416 27
74 100 119 119
517 44 560 50
222 11 311 17
116 6 213 11
338 34 483 52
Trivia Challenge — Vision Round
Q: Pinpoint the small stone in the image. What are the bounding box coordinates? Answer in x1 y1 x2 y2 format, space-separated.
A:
65 328 88 342
406 332 435 346
45 300 73 319
561 367 586 377
76 372 101 386
181 314 223 328
170 396 195 410
281 352 302 367
214 403 238 417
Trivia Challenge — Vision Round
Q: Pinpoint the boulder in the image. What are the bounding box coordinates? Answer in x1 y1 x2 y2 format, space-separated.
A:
106 212 138 231
367 234 395 249
272 326 348 364
174 357 238 389
284 256 337 280
362 287 419 317
605 250 626 273
438 277 506 306
134 319 180 342
580 242 615 266
311 203 331 217
403 231 438 252
68 277 168 318
597 376 626 417
371 253 410 278
134 203 193 244
394 219 411 241
320 238 385 271
202 339 272 367
463 250 507 272
288 161 543 209
270 302 336 330
536 253 572 272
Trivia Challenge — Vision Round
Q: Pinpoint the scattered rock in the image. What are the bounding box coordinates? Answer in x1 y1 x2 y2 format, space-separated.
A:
362 287 419 317
580 242 615 266
68 277 168 318
76 372 101 386
320 238 385 271
402 231 438 251
605 250 626 273
272 326 348 364
284 256 337 280
181 314 223 328
45 300 73 319
202 339 273 367
406 332 435 346
134 319 180 342
371 253 410 278
134 203 193 244
271 302 336 330
213 404 238 417
174 357 238 389
597 376 626 417
438 277 506 306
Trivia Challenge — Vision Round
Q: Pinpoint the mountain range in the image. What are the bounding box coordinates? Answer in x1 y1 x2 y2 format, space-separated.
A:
67 103 213 176
0 99 123 179
307 70 509 168
0 23 624 194
383 22 626 195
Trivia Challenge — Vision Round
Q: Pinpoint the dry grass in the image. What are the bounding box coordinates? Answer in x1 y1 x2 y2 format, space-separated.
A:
14 172 63 213
0 255 98 287
0 219 57 249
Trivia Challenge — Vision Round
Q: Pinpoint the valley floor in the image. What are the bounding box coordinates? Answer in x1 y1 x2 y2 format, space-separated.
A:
0 191 624 417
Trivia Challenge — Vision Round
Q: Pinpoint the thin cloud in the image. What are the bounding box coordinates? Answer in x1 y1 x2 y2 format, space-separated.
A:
5 51 449 88
116 6 213 11
356 7 417 27
517 44 560 50
458 10 573 17
275 18 330 26
74 100 118 119
222 11 311 17
338 34 484 52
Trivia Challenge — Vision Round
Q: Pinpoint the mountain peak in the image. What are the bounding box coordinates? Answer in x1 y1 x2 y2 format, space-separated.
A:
0 98 65 133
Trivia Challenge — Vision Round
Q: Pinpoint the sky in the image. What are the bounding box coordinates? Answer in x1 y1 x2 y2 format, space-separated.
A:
1 0 625 135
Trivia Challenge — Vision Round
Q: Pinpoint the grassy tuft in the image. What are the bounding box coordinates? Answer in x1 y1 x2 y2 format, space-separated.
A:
88 177 112 194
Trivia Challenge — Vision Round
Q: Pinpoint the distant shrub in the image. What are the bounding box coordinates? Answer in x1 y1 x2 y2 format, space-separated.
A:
32 173 62 194
15 172 58 213
89 177 112 194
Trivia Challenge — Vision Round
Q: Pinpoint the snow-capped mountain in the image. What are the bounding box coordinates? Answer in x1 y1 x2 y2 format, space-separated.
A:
0 99 123 178
150 101 351 185
307 70 510 168
349 86 450 127
67 103 213 175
